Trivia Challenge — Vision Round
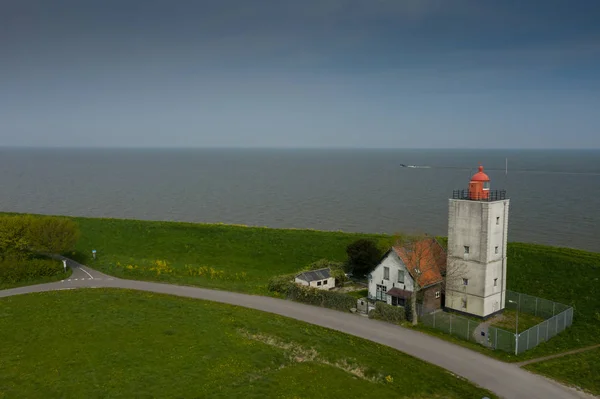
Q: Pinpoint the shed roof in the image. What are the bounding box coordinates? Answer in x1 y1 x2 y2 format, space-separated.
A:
295 268 332 282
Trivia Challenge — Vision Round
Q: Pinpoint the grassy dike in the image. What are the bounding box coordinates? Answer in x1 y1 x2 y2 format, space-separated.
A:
2 213 599 393
0 289 495 399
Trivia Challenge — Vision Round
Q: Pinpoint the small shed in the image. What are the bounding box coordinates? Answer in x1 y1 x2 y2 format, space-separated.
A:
295 268 335 290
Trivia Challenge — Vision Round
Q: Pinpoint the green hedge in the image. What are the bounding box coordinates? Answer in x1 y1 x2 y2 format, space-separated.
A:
0 258 64 283
369 301 406 324
267 273 296 293
287 284 357 312
268 274 356 312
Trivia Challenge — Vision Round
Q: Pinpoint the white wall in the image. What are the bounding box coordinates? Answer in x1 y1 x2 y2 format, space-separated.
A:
295 276 335 290
368 251 414 302
294 277 309 286
446 199 510 317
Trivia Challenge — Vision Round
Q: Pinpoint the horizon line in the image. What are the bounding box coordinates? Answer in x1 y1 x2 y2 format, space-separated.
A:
1 145 600 151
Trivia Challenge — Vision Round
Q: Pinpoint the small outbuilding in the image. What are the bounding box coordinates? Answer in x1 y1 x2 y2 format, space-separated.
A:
295 268 335 290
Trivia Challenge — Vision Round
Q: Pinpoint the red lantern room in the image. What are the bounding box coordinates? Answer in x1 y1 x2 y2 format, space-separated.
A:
468 165 490 200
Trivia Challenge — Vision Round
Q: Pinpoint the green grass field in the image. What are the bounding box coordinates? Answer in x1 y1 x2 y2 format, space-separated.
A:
70 216 389 295
2 213 599 392
524 348 600 396
0 289 494 399
66 217 599 357
490 309 546 333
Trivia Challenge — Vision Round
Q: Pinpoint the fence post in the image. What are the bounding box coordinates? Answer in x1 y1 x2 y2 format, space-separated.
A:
555 312 558 333
467 319 470 340
495 328 498 350
546 319 549 341
552 302 555 317
450 314 453 335
433 311 436 328
526 329 530 351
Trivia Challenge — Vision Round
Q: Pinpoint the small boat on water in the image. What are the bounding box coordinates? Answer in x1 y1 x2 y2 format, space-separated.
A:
400 164 431 169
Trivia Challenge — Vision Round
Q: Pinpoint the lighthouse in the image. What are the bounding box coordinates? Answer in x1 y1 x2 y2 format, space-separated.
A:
445 165 509 318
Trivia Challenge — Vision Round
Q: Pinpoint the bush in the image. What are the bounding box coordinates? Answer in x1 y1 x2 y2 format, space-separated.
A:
268 273 357 312
346 239 382 277
267 273 295 293
369 301 406 324
27 216 81 254
0 257 64 283
286 284 357 312
0 215 33 260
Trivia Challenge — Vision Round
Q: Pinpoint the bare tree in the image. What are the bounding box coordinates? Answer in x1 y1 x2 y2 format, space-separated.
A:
393 234 446 325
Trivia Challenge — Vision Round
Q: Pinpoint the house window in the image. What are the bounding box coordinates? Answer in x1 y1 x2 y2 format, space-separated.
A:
397 270 405 283
384 267 390 280
495 246 499 254
392 296 405 307
376 285 388 301
494 278 498 287
461 298 467 309
463 278 469 286
322 280 327 286
464 246 470 254
317 281 322 286
435 291 440 299
496 217 500 225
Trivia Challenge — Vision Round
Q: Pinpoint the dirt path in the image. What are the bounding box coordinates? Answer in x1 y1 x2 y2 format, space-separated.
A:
517 344 600 367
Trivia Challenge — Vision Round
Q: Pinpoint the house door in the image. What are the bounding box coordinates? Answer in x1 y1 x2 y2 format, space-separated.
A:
376 285 387 301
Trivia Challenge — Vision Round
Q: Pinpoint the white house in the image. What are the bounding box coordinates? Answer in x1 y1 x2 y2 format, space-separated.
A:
368 238 445 312
295 268 335 290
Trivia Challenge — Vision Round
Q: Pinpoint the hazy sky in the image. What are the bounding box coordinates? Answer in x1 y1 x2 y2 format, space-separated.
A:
2 0 599 149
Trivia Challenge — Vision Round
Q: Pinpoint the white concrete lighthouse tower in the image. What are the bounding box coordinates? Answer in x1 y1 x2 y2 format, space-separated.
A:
445 165 510 318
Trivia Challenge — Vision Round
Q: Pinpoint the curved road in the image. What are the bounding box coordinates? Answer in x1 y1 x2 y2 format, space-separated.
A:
0 259 593 399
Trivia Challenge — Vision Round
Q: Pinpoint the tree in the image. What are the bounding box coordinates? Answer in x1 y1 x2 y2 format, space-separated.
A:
0 215 33 260
26 216 81 255
393 234 446 325
345 239 382 277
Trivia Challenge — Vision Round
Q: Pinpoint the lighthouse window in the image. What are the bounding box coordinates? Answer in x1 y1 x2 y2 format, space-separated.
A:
495 246 499 254
463 278 469 286
483 181 490 189
494 278 498 287
496 217 500 225
464 246 470 254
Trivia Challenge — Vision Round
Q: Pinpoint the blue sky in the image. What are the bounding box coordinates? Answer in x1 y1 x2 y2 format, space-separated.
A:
1 0 599 148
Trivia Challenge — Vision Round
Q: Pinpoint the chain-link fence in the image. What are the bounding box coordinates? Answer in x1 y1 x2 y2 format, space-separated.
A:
420 311 480 343
418 290 573 354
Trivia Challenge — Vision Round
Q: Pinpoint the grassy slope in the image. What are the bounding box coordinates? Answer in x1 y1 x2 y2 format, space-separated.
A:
71 216 390 295
3 214 599 391
524 348 600 396
69 217 599 355
0 289 494 399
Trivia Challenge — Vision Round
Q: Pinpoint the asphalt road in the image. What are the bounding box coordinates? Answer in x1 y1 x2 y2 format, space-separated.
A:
0 259 594 399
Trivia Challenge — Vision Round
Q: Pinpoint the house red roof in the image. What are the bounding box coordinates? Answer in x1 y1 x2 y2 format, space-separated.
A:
392 238 446 288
